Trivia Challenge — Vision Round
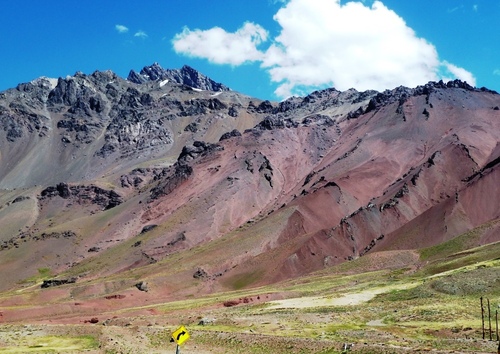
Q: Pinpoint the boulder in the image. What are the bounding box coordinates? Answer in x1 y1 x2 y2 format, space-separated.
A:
41 278 77 288
135 281 148 292
219 129 241 141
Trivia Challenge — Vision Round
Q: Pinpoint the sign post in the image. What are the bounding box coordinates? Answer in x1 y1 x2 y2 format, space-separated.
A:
171 325 190 353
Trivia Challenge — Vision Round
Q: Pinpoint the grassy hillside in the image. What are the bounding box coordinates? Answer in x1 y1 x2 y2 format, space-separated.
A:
2 227 499 353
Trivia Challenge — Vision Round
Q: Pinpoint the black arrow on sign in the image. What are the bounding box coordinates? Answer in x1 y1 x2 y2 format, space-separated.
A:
176 331 186 341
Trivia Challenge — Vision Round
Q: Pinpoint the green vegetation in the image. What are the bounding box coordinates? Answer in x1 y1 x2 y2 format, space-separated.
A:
37 268 51 278
176 238 499 353
229 269 266 290
1 226 499 353
17 267 53 286
419 220 500 261
419 242 500 276
0 335 98 353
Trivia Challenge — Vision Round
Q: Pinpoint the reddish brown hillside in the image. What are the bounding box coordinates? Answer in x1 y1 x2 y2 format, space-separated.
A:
0 68 498 321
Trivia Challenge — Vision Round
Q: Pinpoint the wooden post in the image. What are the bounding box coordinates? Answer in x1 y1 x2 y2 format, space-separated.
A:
488 298 493 341
481 297 485 340
496 310 499 341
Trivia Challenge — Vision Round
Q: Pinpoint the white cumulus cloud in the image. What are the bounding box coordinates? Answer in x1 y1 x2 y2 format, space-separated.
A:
134 30 148 39
172 0 476 98
441 61 476 86
115 24 129 33
262 0 445 96
173 22 268 66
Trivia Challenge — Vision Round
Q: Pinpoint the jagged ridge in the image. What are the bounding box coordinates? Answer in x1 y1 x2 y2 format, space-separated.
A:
127 62 230 92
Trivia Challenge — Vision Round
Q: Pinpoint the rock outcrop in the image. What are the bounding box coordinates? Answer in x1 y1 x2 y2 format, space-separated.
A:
127 63 230 92
40 183 123 210
41 278 77 288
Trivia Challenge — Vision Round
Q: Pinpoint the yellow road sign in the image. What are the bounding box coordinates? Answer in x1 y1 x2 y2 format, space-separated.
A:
172 325 190 345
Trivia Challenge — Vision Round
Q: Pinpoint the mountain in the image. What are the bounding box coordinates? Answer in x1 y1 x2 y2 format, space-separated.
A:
127 62 231 92
0 65 499 324
0 65 240 189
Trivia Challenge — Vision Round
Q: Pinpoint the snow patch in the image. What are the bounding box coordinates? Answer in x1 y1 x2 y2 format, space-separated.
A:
31 77 59 90
82 81 96 93
159 79 169 87
47 78 58 89
211 92 222 97
191 87 203 92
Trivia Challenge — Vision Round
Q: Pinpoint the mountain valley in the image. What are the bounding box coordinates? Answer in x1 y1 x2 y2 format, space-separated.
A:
0 63 498 353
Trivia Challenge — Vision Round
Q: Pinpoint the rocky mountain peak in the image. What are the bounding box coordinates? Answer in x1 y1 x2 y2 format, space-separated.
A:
127 62 230 92
137 62 165 81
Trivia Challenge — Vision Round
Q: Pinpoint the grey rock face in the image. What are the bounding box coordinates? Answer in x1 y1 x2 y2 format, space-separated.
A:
177 141 223 163
219 129 241 141
254 116 298 130
40 183 123 210
149 163 194 201
127 63 230 92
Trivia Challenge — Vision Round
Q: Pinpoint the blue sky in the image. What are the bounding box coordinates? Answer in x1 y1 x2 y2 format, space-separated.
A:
0 0 498 100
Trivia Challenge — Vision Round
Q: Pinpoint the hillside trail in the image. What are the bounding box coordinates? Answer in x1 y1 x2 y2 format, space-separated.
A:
266 282 420 309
